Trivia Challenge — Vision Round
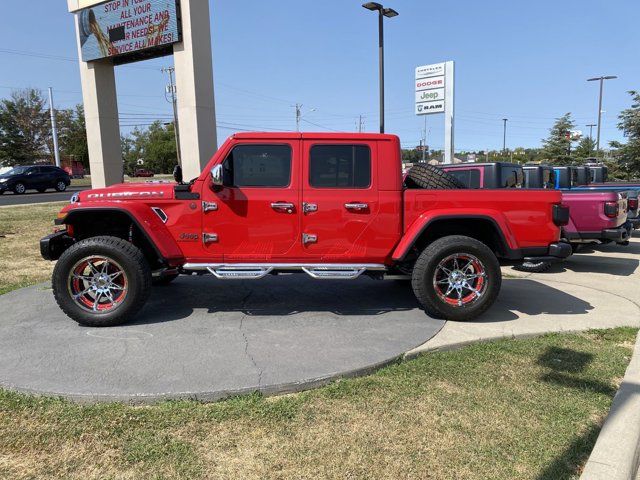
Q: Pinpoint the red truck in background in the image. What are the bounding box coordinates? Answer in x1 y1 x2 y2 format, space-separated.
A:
41 133 570 327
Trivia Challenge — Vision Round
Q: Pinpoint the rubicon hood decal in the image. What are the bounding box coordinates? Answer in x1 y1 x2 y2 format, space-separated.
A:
86 191 165 199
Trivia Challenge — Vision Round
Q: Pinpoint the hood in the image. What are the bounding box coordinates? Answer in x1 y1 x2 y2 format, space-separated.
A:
76 182 176 202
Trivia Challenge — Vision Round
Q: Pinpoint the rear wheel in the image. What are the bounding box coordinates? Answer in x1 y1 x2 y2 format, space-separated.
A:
405 164 466 189
411 235 501 321
55 180 67 192
13 182 26 194
52 236 151 327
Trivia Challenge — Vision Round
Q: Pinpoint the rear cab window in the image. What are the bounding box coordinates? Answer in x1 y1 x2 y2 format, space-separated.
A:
448 169 481 188
500 166 524 188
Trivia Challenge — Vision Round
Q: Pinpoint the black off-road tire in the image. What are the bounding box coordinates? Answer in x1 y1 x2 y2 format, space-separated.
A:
52 236 151 327
13 182 26 194
405 164 466 189
514 261 552 273
411 235 501 321
152 273 179 286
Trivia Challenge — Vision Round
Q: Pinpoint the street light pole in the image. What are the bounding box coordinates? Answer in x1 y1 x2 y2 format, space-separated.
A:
587 75 617 155
162 67 182 167
363 2 398 134
502 118 508 154
586 123 597 157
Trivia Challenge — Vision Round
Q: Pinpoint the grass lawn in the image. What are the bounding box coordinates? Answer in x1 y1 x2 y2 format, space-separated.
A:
0 203 64 295
0 328 635 480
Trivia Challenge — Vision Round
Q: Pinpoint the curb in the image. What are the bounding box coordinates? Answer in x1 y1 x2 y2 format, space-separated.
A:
581 330 640 480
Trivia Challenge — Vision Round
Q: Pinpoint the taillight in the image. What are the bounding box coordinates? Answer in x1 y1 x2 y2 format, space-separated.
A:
604 201 619 218
629 198 638 210
552 204 570 226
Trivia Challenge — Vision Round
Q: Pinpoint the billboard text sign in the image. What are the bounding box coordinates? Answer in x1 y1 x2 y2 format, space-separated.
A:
77 0 181 62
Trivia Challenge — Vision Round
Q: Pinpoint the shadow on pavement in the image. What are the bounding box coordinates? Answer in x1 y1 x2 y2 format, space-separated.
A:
477 279 594 323
547 255 639 276
131 276 593 326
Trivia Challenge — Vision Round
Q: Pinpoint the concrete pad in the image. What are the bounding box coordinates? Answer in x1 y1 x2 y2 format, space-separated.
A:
407 277 640 358
0 275 444 403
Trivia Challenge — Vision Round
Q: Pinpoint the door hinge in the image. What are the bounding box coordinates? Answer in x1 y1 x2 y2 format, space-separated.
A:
303 202 318 213
203 233 219 244
302 233 317 245
202 201 218 213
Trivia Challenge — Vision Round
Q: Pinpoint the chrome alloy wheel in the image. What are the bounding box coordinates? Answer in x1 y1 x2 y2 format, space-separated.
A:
433 253 488 307
67 256 128 313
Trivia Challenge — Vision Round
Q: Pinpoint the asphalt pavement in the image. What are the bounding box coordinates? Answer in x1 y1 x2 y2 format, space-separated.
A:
0 186 89 207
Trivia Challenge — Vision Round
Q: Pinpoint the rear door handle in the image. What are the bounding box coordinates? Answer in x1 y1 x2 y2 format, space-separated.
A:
344 203 368 211
271 202 295 214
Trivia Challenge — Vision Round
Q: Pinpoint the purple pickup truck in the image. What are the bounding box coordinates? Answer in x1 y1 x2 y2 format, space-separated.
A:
443 162 630 271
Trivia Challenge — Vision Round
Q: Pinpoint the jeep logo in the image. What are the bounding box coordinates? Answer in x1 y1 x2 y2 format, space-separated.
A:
178 232 199 242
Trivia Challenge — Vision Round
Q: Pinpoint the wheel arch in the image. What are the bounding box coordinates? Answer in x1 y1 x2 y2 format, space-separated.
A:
392 214 517 262
61 207 184 267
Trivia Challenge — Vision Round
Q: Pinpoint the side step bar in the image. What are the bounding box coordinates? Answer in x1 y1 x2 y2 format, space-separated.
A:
182 263 386 280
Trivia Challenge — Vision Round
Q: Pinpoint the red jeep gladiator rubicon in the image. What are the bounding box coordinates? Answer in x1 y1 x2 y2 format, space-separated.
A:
41 133 570 327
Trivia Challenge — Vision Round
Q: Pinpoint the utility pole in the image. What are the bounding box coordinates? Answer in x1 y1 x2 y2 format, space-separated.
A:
294 103 302 131
162 67 182 166
502 118 508 155
48 87 61 168
587 75 617 154
357 114 365 133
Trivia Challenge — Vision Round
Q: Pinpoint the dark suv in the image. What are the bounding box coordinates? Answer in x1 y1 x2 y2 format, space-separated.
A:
0 165 71 194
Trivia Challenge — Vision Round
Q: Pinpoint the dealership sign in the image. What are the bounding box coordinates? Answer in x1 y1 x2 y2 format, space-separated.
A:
415 62 450 116
414 61 455 163
77 0 181 62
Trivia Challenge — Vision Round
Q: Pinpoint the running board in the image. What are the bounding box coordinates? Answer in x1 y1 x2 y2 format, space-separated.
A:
302 266 367 280
182 263 386 280
206 266 273 280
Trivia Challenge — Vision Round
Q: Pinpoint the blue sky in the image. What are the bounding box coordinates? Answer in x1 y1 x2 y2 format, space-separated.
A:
0 0 638 152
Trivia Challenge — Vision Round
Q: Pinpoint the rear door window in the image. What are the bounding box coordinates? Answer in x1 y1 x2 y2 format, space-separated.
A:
309 145 371 188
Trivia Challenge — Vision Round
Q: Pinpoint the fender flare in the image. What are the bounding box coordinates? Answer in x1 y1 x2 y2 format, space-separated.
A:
60 205 184 264
391 212 518 261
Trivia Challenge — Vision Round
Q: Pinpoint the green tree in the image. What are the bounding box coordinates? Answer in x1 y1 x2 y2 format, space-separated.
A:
612 90 640 178
0 88 50 165
541 113 575 165
58 105 89 167
574 136 597 160
121 122 177 175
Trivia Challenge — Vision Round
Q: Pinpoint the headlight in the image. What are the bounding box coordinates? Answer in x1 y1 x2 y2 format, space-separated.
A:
70 193 80 204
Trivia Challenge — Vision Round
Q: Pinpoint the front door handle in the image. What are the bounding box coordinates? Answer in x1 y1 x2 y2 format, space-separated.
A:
271 202 295 214
345 203 369 211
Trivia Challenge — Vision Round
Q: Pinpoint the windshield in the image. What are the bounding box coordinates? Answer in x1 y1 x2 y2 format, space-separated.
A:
4 166 30 175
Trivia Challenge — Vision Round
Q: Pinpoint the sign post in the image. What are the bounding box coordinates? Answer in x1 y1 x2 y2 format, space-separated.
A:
67 0 217 187
415 60 455 163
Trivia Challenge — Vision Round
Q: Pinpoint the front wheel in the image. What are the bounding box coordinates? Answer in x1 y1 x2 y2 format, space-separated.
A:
52 236 151 327
13 182 26 194
411 235 501 321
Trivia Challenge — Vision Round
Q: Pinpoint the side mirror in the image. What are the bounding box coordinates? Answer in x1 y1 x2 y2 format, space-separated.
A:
173 165 183 184
210 164 224 190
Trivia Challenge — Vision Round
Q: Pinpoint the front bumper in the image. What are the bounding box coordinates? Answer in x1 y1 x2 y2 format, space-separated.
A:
522 241 572 263
40 231 75 261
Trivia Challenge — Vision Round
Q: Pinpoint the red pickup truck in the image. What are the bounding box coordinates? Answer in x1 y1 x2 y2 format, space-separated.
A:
41 133 570 327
